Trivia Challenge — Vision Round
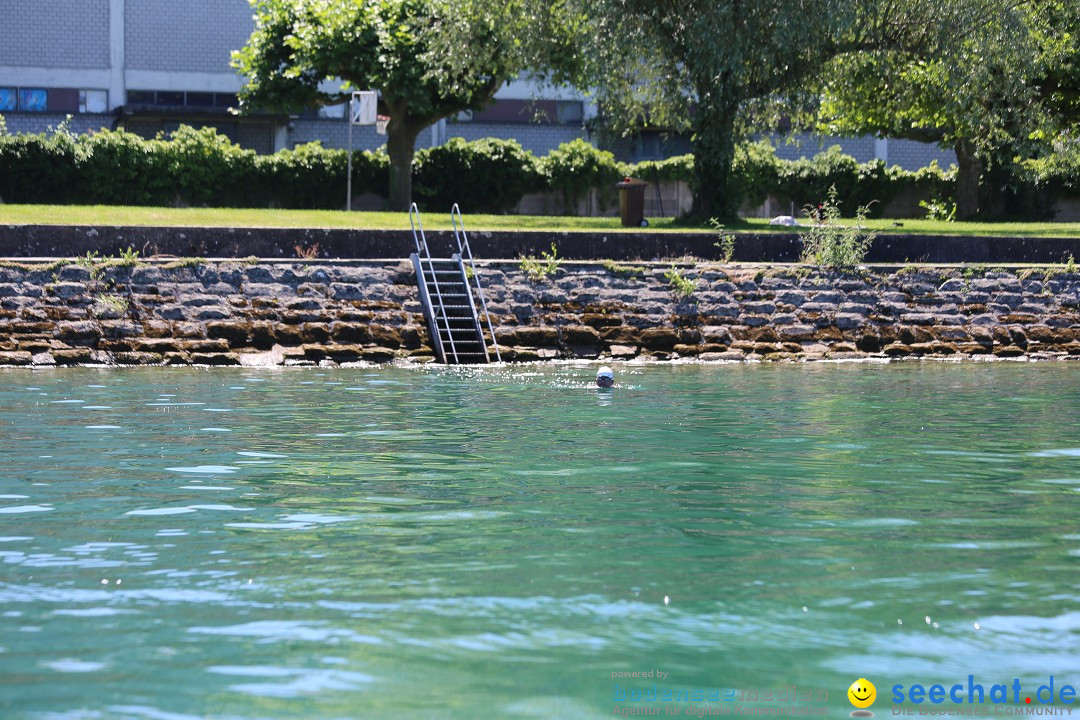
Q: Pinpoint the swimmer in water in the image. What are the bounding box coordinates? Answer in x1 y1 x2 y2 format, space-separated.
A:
596 366 614 388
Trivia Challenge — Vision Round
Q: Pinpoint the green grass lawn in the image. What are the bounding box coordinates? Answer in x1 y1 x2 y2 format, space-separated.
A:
0 204 1078 237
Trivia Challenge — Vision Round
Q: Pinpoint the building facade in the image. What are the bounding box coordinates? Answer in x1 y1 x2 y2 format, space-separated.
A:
0 0 955 168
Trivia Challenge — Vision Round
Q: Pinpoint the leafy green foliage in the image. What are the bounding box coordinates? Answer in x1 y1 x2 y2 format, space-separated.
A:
813 0 1071 218
800 186 878 267
709 218 737 262
519 242 561 282
731 141 780 209
157 126 257 207
0 129 997 218
79 130 173 205
774 147 894 215
1020 133 1080 194
575 0 869 220
664 265 697 299
632 154 694 184
540 139 624 212
0 131 84 204
0 125 388 209
919 198 957 222
255 142 388 209
92 293 129 318
414 138 544 213
233 0 578 210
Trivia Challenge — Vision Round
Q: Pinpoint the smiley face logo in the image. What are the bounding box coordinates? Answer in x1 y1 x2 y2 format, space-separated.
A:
848 678 876 716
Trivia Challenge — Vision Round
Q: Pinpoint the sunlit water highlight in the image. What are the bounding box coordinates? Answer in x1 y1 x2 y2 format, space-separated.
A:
1 363 1080 719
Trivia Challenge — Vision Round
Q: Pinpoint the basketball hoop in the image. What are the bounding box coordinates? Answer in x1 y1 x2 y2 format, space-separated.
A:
375 115 390 135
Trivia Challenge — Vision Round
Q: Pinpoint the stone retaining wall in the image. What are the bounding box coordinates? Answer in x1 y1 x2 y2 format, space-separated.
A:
6 225 1080 264
1 259 1079 366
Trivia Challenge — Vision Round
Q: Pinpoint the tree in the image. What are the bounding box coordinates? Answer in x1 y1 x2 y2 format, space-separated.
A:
232 0 577 210
1024 0 1080 157
573 0 1035 222
815 0 1063 219
573 0 859 221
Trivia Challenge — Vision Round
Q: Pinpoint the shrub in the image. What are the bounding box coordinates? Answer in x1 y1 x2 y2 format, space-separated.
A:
155 125 258 207
632 154 695 184
254 142 343 209
255 143 387 209
1019 134 1080 196
413 137 543 213
78 129 172 205
776 145 862 211
731 140 780 209
0 123 1003 218
541 138 624 213
0 131 83 203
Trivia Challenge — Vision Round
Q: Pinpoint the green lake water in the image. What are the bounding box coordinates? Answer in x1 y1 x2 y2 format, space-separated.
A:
1 363 1080 719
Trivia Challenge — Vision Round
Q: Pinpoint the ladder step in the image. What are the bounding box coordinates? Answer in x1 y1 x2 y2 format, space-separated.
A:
412 243 494 365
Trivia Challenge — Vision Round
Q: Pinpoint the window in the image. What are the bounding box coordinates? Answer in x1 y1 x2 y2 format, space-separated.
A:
214 93 238 109
49 89 79 113
19 88 47 112
125 90 239 113
186 92 215 108
0 88 15 111
156 91 184 106
556 100 583 124
318 103 345 119
315 103 345 118
634 133 663 161
80 90 107 113
128 90 155 105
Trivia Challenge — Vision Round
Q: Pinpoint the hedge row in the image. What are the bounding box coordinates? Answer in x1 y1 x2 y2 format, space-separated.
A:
0 122 965 215
0 126 388 210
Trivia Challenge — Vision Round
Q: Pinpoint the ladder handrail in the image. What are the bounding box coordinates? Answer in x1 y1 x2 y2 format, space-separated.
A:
410 203 459 363
450 203 502 363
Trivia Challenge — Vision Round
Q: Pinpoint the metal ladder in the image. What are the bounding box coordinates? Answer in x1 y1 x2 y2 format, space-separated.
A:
409 203 500 364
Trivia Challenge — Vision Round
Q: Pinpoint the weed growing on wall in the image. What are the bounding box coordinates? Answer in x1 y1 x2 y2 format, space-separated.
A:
800 186 877 268
92 293 129 319
664 265 698 298
520 243 561 283
709 218 737 262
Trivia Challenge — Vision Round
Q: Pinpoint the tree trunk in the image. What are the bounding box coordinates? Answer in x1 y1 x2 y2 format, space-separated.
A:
690 97 740 222
954 139 981 220
385 113 423 211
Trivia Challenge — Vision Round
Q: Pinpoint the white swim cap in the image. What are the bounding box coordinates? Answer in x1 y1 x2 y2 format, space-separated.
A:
597 366 614 379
